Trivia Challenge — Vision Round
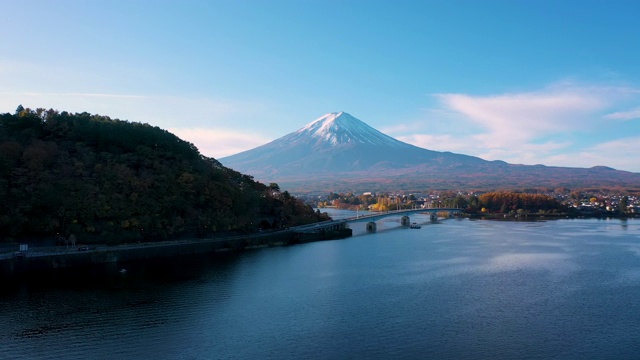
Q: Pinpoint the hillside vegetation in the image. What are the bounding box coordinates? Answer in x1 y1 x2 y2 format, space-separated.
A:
0 106 328 244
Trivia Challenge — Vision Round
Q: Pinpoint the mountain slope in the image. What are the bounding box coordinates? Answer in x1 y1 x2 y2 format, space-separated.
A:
220 112 640 192
223 112 487 175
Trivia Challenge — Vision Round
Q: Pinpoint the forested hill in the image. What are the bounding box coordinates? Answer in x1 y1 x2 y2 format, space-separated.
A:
0 106 329 244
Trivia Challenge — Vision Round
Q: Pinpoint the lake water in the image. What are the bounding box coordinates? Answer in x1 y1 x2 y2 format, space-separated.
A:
2 213 640 359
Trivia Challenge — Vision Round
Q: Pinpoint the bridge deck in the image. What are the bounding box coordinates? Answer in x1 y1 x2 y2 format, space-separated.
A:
292 208 461 232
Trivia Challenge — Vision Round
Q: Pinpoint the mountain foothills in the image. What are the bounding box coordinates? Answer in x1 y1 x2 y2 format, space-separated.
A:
0 106 328 243
221 112 640 193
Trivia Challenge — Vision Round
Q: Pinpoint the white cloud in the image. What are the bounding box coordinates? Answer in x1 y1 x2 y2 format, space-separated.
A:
380 122 426 134
0 89 277 160
582 137 640 171
168 127 270 159
396 134 477 154
474 140 574 165
435 86 608 148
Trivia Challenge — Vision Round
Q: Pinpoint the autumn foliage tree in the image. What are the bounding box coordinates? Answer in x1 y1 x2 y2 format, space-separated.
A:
0 106 327 244
477 192 564 213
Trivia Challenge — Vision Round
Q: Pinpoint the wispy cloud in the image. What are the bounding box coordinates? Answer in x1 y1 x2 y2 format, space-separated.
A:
0 90 271 128
24 92 147 99
604 108 640 121
0 60 275 129
587 136 640 169
389 83 640 172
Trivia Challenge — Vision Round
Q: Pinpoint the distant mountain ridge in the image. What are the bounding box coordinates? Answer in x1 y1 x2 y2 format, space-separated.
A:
220 112 640 192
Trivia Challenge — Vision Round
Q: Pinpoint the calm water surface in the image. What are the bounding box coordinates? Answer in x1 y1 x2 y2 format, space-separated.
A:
2 215 640 359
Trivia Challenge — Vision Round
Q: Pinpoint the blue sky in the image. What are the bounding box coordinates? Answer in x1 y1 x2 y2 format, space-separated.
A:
2 0 640 172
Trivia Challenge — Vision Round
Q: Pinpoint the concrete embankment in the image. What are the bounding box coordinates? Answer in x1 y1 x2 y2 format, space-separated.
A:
0 228 352 277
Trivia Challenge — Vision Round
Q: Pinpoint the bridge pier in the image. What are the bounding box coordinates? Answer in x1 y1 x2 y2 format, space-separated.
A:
366 222 377 232
430 213 437 222
401 216 410 226
332 223 346 230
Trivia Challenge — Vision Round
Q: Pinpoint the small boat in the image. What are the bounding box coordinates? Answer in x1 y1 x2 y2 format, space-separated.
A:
410 223 421 229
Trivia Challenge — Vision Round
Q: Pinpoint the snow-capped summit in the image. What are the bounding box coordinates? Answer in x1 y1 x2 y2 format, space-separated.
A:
287 112 409 148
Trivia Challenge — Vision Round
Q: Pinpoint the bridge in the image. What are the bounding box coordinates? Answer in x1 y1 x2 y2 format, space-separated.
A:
292 208 462 233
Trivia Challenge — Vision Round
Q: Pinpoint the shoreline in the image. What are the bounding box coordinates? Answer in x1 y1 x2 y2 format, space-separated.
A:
466 212 640 220
0 228 352 277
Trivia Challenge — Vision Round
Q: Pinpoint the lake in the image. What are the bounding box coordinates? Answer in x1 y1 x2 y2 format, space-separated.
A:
2 213 640 359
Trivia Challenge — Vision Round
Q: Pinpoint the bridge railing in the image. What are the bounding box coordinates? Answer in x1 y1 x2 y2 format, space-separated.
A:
344 208 462 222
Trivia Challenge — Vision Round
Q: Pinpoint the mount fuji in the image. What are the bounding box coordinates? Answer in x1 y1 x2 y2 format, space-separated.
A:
220 112 640 192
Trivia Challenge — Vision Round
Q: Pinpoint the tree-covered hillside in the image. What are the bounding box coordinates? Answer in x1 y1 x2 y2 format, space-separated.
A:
0 106 329 244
